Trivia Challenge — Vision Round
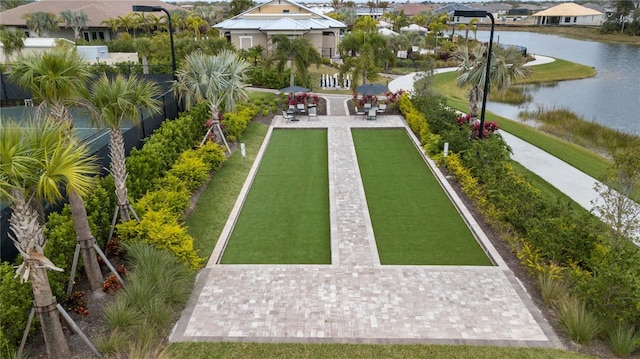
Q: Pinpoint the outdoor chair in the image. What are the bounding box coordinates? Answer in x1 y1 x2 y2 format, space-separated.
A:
367 108 377 121
296 103 306 113
308 106 318 121
363 103 372 110
377 103 387 114
354 107 366 120
282 110 294 121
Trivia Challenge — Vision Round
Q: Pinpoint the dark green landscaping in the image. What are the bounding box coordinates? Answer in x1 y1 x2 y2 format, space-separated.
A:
352 129 491 266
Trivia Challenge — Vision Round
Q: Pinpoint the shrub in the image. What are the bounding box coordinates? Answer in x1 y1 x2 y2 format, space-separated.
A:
221 106 258 140
126 108 207 199
116 210 202 270
0 262 34 354
557 296 601 344
166 150 210 193
605 322 638 357
135 186 191 219
43 209 78 298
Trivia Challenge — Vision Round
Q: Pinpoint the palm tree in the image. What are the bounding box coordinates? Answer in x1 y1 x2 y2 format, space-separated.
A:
174 50 250 121
59 9 89 39
270 35 322 88
84 74 161 223
133 37 153 74
0 0 27 11
428 15 448 54
8 50 105 291
0 28 25 61
101 18 120 39
454 44 531 119
338 30 388 87
230 0 254 16
22 11 60 37
0 120 98 359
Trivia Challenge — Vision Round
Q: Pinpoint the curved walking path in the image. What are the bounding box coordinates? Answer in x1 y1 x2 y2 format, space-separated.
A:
388 55 602 213
170 93 562 348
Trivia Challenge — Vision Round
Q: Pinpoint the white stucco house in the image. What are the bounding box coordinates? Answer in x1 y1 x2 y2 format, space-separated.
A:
532 3 604 26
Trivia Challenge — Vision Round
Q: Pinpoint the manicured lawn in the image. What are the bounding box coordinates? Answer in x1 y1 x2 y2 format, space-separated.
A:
186 123 270 259
220 129 331 264
352 129 491 266
165 342 595 359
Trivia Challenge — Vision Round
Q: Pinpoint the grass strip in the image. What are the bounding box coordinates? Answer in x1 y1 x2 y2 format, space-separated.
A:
186 123 269 260
352 129 491 265
164 342 595 359
221 129 331 264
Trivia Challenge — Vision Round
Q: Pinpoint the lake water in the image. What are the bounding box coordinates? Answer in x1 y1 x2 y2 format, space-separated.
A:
472 31 640 134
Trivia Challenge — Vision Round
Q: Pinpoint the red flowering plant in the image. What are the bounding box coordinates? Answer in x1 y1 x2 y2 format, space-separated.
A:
64 291 90 317
456 113 499 139
102 274 124 293
383 89 405 105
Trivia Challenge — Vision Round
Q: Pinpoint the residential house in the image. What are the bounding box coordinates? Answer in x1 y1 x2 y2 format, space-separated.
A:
213 0 346 59
0 0 184 42
532 3 604 26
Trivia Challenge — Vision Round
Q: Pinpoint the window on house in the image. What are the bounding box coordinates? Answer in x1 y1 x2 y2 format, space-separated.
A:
564 17 571 23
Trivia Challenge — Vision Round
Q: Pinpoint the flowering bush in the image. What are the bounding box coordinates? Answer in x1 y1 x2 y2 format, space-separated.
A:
384 89 405 104
64 291 90 317
286 93 318 106
456 113 499 138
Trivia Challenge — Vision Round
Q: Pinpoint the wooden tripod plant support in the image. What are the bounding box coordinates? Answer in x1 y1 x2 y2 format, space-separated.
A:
201 120 231 154
19 299 102 358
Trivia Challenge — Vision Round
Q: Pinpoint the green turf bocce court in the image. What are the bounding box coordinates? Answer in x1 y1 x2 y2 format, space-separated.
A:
219 128 491 266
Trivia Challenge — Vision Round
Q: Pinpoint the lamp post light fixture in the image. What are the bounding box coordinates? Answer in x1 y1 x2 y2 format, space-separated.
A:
132 5 177 81
453 10 495 139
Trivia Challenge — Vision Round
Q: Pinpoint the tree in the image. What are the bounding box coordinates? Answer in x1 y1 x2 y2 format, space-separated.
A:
174 50 250 121
0 28 25 61
616 0 636 33
592 142 640 245
0 0 27 11
230 0 254 16
133 37 153 74
22 11 60 37
270 35 322 88
428 15 449 54
83 73 161 223
101 18 120 39
8 50 105 291
338 30 388 87
0 119 98 359
454 44 530 119
116 13 136 36
59 9 89 39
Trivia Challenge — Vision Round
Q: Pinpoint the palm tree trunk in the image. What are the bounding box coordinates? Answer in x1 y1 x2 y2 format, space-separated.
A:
289 60 295 87
68 192 104 291
10 193 70 359
110 127 131 222
31 267 71 359
142 55 149 75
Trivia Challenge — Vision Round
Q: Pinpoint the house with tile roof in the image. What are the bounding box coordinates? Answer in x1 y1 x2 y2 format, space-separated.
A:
213 0 346 59
0 0 184 41
532 3 604 26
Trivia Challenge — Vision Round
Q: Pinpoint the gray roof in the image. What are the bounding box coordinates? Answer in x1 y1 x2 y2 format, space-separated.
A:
214 0 345 31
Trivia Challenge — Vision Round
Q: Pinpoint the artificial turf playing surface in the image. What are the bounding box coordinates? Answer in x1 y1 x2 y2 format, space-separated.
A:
351 129 492 266
220 129 331 264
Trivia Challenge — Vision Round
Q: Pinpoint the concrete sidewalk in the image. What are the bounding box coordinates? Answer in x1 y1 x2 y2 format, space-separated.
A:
387 56 602 214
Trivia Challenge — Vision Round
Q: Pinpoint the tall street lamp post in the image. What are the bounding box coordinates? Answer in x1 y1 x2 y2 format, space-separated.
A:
453 10 495 139
132 5 177 81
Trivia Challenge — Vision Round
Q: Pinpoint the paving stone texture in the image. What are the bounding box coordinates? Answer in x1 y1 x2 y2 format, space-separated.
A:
170 95 562 348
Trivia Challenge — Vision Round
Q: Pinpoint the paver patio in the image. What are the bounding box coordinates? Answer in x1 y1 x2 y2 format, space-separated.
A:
170 96 562 348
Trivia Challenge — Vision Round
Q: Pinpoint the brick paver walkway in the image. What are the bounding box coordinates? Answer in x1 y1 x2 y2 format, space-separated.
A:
170 96 562 348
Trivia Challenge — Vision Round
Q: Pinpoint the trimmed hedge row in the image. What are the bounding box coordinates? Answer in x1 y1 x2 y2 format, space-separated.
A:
400 94 640 329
